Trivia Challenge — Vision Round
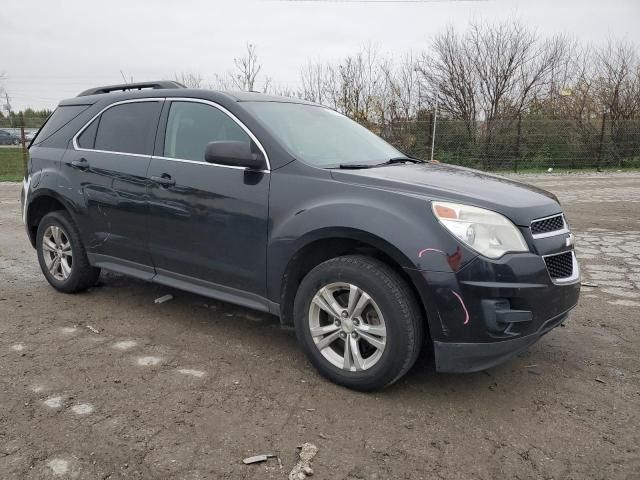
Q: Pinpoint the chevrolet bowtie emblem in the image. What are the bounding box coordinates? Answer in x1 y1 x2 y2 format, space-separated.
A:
565 233 575 248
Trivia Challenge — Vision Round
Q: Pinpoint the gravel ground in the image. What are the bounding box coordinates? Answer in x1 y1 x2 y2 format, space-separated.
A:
1 173 639 480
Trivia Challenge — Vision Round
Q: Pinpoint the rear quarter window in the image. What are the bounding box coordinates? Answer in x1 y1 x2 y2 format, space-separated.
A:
76 118 99 149
32 105 90 146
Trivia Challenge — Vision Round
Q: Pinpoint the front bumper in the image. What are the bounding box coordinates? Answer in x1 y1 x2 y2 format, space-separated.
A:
405 247 580 373
434 310 569 372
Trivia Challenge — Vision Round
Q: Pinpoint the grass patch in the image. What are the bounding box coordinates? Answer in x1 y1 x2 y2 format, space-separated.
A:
0 174 23 182
0 148 25 182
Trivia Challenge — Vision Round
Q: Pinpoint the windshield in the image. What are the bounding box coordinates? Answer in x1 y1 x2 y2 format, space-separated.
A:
242 101 402 167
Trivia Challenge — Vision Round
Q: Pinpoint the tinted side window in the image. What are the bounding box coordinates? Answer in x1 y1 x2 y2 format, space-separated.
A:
32 105 89 145
94 102 161 155
77 118 98 149
164 102 250 162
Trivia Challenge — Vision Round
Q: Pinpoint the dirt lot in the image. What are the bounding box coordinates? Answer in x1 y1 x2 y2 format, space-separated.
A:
1 174 639 480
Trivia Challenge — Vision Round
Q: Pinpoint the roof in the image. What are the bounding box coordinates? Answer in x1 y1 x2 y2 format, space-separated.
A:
59 80 318 107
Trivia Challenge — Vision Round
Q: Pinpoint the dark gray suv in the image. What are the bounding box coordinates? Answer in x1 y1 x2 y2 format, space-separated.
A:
22 81 580 391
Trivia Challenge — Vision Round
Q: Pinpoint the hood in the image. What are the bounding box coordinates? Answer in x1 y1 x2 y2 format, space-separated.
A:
330 162 561 227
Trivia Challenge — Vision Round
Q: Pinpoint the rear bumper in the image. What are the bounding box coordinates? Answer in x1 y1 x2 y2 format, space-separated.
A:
433 310 569 373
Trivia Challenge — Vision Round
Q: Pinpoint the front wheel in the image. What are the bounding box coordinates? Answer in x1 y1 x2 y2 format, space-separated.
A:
294 255 424 391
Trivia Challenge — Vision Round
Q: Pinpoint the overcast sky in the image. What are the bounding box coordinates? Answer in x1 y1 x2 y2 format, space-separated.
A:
1 0 638 111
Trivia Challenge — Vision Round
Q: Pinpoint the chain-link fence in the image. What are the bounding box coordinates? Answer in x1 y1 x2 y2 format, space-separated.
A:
379 114 640 172
1 113 640 182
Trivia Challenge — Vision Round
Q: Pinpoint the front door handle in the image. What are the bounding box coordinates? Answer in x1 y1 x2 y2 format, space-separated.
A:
71 158 90 170
150 174 176 187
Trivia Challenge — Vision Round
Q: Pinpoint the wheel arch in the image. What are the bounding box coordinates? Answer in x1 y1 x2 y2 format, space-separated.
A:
277 227 430 336
25 190 76 248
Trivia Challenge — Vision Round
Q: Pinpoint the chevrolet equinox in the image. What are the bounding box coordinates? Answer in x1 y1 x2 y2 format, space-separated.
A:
21 81 580 391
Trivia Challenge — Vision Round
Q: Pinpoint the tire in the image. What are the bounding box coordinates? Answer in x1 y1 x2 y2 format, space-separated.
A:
13 138 20 145
293 255 423 391
36 211 100 293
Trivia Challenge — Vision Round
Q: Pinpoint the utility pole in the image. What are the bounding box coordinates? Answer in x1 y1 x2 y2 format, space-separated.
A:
515 113 522 173
21 125 28 175
597 112 607 171
3 93 12 127
430 87 439 162
413 68 422 112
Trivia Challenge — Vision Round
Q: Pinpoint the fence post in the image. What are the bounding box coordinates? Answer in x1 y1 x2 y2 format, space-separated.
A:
515 114 522 173
596 112 606 170
430 99 438 162
20 126 27 177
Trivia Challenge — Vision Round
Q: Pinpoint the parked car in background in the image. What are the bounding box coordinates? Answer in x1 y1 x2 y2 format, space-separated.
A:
24 129 38 142
21 81 580 391
0 129 20 145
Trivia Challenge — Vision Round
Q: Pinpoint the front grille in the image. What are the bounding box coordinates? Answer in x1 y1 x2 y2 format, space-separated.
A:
531 214 565 236
544 251 574 279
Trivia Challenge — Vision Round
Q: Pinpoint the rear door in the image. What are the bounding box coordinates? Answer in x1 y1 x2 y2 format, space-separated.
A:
65 99 163 277
146 99 270 302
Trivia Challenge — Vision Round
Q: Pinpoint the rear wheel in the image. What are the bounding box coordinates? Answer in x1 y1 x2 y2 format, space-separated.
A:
294 255 423 391
36 211 100 293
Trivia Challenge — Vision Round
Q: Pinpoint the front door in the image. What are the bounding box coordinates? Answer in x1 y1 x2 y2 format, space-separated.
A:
146 99 270 303
66 99 163 276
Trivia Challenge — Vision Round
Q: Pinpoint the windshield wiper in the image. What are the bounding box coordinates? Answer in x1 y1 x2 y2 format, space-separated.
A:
336 156 424 169
338 163 376 169
386 156 424 164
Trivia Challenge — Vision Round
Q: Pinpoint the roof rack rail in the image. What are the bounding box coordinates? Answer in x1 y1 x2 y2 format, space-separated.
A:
77 80 187 97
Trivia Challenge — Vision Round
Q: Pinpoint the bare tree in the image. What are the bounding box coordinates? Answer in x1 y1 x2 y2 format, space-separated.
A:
119 70 133 84
377 55 423 151
595 40 640 120
337 44 383 121
232 43 263 91
211 72 235 91
592 40 640 165
420 22 571 121
556 45 600 136
174 72 205 89
209 43 270 92
418 26 477 134
299 61 337 109
299 45 385 123
418 21 573 166
300 61 331 105
266 81 297 98
382 52 420 121
543 37 579 116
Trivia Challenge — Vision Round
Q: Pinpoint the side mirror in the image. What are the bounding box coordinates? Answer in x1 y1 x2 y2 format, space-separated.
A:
204 141 265 170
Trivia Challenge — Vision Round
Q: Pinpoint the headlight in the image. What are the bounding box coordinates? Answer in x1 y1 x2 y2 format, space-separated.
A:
431 201 528 259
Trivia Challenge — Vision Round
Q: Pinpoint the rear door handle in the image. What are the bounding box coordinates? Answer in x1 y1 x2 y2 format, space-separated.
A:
71 158 90 170
150 174 175 187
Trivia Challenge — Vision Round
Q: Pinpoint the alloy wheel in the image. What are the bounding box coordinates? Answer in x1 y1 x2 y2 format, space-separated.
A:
308 282 387 371
42 225 73 281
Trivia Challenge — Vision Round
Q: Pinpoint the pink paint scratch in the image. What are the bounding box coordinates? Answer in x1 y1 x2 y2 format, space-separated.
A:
418 248 445 258
451 290 470 325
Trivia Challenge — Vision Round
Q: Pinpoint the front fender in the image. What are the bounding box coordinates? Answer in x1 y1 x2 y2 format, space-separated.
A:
266 162 477 302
